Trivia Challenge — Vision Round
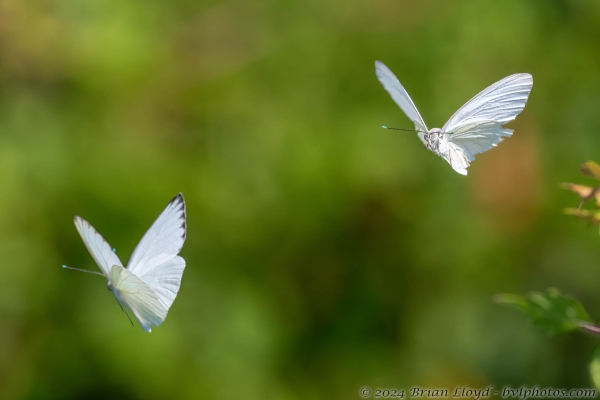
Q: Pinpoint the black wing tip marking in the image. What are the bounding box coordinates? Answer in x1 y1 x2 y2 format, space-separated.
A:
168 192 187 241
166 192 183 205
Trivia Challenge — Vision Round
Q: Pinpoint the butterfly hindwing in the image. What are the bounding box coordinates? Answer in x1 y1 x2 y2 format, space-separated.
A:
109 264 167 333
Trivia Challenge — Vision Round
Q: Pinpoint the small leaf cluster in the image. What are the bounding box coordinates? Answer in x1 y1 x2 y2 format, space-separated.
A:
562 161 600 228
494 288 592 335
497 161 600 390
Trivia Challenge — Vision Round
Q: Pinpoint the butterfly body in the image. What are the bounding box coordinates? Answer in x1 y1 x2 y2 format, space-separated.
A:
423 128 443 153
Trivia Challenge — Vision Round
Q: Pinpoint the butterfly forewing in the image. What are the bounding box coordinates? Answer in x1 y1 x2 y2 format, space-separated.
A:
126 193 187 312
74 216 124 277
442 73 533 134
375 60 429 144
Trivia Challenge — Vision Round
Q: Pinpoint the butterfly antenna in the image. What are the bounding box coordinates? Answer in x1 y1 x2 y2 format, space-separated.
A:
382 126 426 133
62 265 104 276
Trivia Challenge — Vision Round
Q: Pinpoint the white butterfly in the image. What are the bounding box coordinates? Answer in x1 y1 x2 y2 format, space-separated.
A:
65 193 186 332
375 60 533 175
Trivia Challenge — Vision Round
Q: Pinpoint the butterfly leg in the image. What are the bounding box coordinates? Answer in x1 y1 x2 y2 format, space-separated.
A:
114 297 134 327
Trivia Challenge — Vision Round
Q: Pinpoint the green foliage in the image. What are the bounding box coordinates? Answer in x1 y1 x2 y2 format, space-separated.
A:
506 160 600 390
563 208 600 231
562 161 600 226
590 346 600 391
581 161 600 181
494 288 592 335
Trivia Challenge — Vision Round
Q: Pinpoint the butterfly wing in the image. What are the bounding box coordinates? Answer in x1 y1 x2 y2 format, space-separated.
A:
74 216 124 277
441 73 533 174
109 264 167 332
442 73 533 134
126 193 186 312
437 135 469 175
375 60 429 144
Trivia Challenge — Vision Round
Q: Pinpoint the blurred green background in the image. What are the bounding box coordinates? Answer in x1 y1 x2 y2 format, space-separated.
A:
2 0 600 398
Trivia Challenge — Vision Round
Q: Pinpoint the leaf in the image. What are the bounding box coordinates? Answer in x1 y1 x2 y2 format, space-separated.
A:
560 183 600 206
564 208 600 227
494 288 592 335
561 183 595 198
581 161 600 180
560 183 600 207
591 346 600 391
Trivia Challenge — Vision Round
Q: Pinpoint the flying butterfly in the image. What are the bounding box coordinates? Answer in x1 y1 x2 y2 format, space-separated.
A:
64 193 187 332
375 60 533 175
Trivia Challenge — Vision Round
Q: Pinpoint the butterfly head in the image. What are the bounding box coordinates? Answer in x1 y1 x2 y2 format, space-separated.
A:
106 278 115 292
424 128 442 153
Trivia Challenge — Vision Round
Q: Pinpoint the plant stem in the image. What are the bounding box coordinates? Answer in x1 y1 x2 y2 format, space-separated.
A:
580 323 600 336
